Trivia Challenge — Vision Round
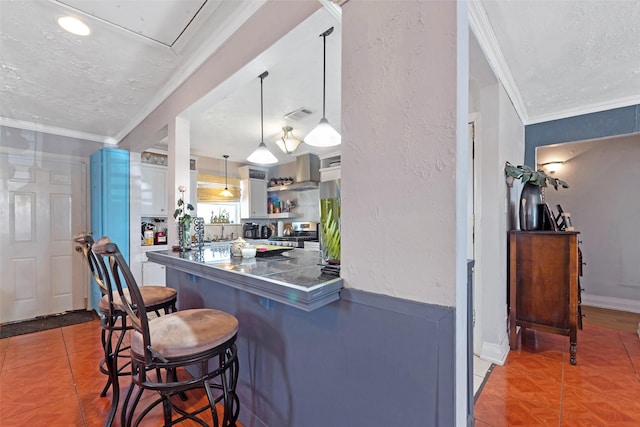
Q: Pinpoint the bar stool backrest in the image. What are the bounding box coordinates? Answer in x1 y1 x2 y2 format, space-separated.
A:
92 239 153 365
73 233 116 316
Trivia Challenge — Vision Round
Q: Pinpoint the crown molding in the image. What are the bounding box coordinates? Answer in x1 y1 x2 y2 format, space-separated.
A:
526 95 640 125
468 0 528 123
0 117 116 144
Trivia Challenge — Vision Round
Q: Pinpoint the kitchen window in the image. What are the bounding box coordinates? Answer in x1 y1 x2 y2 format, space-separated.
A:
197 202 240 224
197 173 241 224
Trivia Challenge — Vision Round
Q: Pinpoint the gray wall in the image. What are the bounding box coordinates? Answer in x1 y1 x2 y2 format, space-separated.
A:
168 268 455 427
524 105 640 166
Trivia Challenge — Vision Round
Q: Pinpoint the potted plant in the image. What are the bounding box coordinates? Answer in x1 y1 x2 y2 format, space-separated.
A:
174 185 195 251
505 162 569 231
505 162 568 190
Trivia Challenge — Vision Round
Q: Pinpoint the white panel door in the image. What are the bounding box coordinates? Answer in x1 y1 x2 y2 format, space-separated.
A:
0 153 87 323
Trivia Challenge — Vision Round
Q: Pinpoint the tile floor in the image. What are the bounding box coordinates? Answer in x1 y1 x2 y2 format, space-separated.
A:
2 315 639 426
474 324 640 426
0 319 241 426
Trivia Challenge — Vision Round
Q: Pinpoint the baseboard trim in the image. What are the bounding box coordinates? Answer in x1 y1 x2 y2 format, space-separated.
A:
479 334 509 366
582 294 640 314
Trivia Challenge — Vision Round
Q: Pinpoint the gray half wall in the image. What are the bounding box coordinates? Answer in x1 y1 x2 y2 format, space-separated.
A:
168 268 455 427
524 104 640 165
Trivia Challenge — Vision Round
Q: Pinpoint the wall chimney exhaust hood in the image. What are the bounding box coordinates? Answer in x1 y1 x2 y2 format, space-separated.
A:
268 154 320 191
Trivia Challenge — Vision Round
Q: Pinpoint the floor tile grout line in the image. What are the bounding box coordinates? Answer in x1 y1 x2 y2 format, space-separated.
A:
0 341 7 375
61 325 90 427
617 329 640 383
558 342 566 427
473 363 495 403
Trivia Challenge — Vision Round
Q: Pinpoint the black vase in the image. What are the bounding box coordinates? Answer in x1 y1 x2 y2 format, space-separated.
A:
519 182 543 231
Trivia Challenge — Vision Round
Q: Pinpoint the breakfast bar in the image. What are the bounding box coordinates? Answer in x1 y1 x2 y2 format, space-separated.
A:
145 245 343 311
124 245 452 427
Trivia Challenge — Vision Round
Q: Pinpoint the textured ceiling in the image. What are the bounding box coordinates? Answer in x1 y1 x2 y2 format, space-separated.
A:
1 0 639 162
0 0 263 144
58 0 210 46
478 0 640 123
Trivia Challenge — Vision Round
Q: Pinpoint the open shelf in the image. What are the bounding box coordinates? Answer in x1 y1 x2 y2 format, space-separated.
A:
267 212 302 219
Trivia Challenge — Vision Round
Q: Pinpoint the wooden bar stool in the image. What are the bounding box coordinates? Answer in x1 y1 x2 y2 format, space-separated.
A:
93 239 240 427
74 233 179 427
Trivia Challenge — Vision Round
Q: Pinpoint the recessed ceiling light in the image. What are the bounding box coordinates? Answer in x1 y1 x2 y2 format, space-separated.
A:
57 16 91 36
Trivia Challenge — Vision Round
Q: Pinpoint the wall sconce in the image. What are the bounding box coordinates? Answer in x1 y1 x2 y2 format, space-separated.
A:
539 161 564 174
276 126 302 154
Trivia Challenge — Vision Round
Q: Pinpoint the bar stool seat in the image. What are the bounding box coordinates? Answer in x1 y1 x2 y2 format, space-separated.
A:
131 308 237 359
98 286 177 313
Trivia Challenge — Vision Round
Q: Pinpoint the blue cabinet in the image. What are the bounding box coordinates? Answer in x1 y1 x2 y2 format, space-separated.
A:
90 148 129 311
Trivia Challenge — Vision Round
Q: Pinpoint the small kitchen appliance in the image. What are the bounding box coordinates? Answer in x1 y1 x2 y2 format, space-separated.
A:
142 222 155 245
154 229 167 245
243 222 260 239
261 225 272 239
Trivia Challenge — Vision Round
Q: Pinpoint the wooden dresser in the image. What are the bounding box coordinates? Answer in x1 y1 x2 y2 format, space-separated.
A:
508 231 580 364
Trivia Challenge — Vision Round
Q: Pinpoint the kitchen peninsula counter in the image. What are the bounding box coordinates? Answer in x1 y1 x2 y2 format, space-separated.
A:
145 247 343 311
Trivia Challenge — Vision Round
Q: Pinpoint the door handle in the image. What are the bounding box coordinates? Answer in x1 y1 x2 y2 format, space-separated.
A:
75 246 83 253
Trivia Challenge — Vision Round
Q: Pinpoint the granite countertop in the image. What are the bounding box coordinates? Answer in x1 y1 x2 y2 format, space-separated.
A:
146 247 343 311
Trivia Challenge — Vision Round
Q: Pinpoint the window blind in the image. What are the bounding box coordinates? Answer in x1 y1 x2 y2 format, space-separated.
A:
197 173 241 203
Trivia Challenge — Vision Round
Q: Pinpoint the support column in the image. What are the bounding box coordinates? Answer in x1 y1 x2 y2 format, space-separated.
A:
167 116 192 247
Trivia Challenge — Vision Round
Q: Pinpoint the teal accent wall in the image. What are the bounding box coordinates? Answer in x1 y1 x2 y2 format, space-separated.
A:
89 148 129 310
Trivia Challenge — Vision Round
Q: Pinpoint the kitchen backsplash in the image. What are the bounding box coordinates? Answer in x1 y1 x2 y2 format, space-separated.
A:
271 188 320 223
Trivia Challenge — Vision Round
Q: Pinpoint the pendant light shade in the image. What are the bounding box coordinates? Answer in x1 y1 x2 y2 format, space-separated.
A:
305 27 341 148
247 71 278 165
276 126 302 154
220 155 233 197
304 118 341 147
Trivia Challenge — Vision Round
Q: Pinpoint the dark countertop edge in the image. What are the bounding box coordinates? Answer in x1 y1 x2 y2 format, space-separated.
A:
146 251 343 312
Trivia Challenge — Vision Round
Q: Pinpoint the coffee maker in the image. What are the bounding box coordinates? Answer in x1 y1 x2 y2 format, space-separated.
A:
243 223 260 239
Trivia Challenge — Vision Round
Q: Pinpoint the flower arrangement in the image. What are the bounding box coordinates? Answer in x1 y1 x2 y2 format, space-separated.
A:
173 185 195 227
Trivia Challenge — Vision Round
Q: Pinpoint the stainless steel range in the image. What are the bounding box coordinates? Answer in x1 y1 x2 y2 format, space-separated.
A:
268 221 318 248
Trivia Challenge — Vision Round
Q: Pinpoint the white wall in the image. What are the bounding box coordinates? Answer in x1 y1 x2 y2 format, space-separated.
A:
542 135 640 312
470 81 524 364
341 1 458 307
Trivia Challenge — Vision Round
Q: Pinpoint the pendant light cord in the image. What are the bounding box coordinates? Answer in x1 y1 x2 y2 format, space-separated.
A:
259 71 268 143
223 155 229 189
319 27 333 119
322 31 326 118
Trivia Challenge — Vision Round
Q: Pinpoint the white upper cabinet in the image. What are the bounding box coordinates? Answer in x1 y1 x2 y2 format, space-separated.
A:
240 178 268 219
141 164 167 217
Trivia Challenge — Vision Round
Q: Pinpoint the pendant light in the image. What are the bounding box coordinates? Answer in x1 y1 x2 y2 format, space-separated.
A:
276 126 302 154
247 71 278 165
220 155 233 197
304 27 341 147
